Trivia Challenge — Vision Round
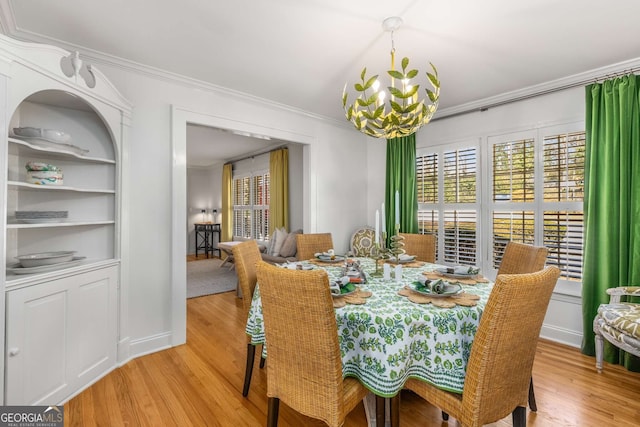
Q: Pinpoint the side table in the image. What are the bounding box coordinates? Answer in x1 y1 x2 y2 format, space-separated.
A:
195 223 221 258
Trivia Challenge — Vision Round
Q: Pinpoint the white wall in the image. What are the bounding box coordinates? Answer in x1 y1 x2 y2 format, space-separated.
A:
396 86 586 348
81 44 585 359
88 62 369 357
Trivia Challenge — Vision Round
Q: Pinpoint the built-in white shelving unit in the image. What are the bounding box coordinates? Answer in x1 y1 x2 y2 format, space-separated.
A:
0 34 131 405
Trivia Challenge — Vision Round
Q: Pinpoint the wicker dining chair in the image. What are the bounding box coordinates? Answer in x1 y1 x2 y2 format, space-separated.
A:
497 241 549 276
231 240 265 397
255 261 371 427
399 233 436 263
296 233 334 261
404 266 560 427
497 241 548 411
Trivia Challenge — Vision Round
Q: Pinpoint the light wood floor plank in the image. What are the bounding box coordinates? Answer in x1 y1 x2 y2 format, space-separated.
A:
64 291 640 426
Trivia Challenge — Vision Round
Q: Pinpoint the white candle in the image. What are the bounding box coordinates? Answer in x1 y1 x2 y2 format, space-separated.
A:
381 202 386 233
375 210 380 244
395 191 400 227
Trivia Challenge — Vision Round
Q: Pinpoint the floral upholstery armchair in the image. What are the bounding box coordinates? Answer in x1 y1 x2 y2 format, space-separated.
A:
593 286 640 372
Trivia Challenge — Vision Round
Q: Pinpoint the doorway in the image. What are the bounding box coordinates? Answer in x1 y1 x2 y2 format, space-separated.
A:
170 106 315 345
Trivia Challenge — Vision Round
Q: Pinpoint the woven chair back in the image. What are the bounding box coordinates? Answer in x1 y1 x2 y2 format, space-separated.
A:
399 233 436 263
461 266 560 424
232 240 262 315
296 233 334 261
497 241 548 276
256 261 345 427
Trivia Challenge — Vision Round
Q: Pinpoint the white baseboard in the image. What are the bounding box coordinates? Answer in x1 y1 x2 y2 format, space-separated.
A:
540 324 582 348
125 331 173 364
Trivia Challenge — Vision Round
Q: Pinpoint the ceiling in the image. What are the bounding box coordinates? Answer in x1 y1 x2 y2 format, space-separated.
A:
2 0 640 164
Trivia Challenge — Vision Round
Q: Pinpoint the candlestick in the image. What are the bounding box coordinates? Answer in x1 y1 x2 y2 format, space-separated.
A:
381 202 386 233
395 191 400 227
375 210 380 244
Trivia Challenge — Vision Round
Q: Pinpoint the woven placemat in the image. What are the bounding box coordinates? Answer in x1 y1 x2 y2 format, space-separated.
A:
308 258 347 266
383 260 426 268
397 286 479 307
422 271 489 285
332 287 372 308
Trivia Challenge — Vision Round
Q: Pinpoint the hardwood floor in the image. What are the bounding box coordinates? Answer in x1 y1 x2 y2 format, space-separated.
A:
64 291 640 426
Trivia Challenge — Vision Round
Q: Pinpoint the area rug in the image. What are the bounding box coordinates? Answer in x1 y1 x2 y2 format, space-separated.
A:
187 258 237 298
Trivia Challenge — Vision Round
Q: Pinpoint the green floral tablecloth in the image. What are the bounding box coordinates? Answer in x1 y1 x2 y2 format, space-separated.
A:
245 258 492 397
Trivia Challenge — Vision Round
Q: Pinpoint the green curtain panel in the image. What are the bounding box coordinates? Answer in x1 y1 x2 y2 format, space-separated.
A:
221 163 233 244
582 74 640 371
385 134 419 237
269 148 289 234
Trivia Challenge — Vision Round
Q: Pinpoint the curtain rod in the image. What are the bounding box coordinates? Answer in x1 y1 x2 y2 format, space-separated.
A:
227 145 288 164
433 67 640 122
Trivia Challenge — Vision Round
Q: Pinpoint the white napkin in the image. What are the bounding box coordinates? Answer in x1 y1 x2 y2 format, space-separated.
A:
430 279 446 294
453 265 480 275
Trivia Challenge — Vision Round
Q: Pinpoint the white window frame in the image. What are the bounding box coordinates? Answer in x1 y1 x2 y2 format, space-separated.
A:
417 138 482 267
232 169 270 241
485 121 584 296
417 121 585 297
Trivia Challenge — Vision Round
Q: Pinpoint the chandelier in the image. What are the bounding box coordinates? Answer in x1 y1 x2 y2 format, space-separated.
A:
342 17 440 139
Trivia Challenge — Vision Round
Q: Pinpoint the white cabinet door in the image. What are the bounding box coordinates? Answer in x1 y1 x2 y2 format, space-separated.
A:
5 265 117 405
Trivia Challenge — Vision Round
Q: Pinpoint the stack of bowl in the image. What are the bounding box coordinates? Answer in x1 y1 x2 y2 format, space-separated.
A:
25 161 63 185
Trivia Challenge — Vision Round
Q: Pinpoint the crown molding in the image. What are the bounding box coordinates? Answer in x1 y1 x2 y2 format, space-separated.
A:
3 1 640 128
434 56 640 121
0 3 349 129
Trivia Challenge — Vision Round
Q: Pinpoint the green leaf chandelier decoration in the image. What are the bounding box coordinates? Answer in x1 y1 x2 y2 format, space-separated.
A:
342 17 441 139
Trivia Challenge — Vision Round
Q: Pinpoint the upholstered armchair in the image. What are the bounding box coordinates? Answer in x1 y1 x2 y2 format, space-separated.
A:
594 286 640 372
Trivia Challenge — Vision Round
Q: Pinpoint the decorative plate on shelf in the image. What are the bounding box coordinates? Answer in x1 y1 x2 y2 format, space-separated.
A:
7 256 86 275
15 250 76 267
11 135 89 156
13 127 71 142
15 210 68 222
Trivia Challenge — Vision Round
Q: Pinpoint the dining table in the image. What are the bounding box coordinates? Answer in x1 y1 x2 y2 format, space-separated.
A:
245 257 493 427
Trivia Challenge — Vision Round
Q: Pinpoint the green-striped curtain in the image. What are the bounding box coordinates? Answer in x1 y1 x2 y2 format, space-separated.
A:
582 74 640 371
269 148 289 234
385 134 418 237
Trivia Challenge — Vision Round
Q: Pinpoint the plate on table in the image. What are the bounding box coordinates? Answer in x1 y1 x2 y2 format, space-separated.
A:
411 281 462 298
278 262 314 270
7 256 86 275
316 255 345 263
435 267 479 279
331 282 358 298
389 255 416 264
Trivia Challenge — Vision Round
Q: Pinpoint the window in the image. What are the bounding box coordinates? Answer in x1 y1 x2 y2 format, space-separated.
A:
489 128 585 281
417 144 479 265
542 131 585 280
491 137 536 268
416 123 585 286
233 171 270 240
